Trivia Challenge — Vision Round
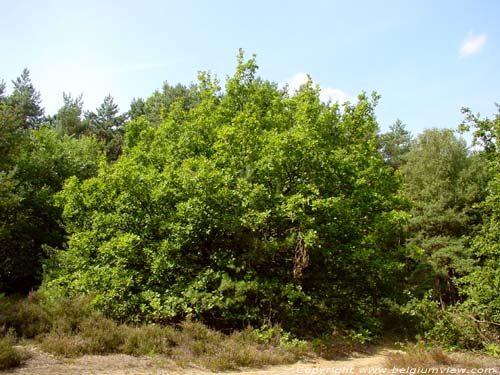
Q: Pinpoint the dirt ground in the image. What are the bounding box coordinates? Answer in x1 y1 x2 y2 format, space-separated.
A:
3 346 389 375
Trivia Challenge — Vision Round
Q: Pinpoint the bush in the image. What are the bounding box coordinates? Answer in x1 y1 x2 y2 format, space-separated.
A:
39 298 125 356
0 335 26 370
120 324 177 356
384 293 500 352
168 322 301 371
0 294 52 338
425 308 500 350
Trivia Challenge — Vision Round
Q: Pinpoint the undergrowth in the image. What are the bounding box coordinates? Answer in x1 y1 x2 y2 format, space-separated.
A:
0 293 365 371
0 334 29 370
4 294 500 372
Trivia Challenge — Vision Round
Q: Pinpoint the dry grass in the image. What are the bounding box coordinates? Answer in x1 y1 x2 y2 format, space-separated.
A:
0 294 395 372
39 314 125 357
37 321 306 371
0 295 314 371
169 322 303 371
120 324 177 356
386 344 500 369
386 345 454 367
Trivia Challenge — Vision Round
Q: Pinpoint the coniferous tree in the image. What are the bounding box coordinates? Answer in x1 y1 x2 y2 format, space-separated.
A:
7 68 44 129
54 93 88 137
402 128 488 307
85 95 126 161
379 119 412 169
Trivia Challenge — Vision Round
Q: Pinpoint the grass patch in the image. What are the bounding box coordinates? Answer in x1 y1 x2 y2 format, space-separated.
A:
169 322 303 371
37 320 306 371
386 343 500 369
386 344 454 367
0 293 382 371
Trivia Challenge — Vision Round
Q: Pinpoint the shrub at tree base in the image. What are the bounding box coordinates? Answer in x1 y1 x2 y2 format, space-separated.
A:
0 335 25 370
0 294 312 371
43 52 407 335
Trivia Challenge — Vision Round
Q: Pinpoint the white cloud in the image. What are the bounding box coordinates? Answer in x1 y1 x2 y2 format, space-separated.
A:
459 32 486 57
285 72 310 94
284 72 351 104
319 87 350 103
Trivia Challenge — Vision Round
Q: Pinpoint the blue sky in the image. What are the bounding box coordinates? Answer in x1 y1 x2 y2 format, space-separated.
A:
2 0 499 135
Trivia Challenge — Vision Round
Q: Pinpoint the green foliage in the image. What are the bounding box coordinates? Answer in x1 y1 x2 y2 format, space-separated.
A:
3 56 498 356
400 296 490 350
457 106 500 341
379 119 412 169
129 97 146 120
486 343 500 358
0 127 102 293
0 71 104 293
399 108 500 352
5 68 44 129
141 81 201 125
0 70 43 170
401 128 488 307
54 92 88 137
425 310 486 350
84 94 126 161
45 52 406 334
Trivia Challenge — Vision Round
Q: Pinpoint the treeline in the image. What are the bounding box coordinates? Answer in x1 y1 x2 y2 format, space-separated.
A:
1 52 499 349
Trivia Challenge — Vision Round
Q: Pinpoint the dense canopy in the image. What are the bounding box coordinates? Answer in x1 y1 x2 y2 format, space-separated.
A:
1 53 499 349
46 55 406 333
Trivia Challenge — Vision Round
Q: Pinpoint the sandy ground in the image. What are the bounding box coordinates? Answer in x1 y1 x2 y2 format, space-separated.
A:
224 355 387 375
2 346 389 375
